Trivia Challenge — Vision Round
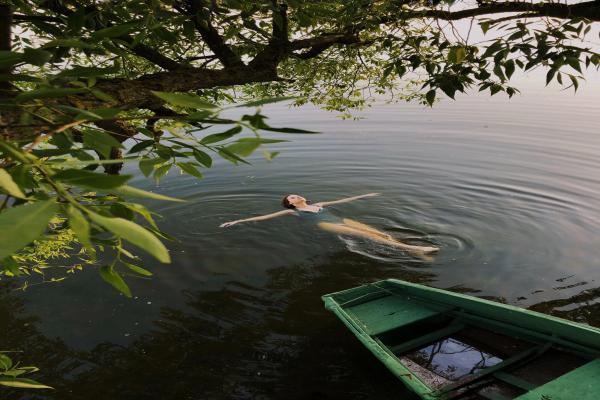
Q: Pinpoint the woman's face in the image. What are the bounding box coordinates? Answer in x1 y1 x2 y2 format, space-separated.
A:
286 194 306 207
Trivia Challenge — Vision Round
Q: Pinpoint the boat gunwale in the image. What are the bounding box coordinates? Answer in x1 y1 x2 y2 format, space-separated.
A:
323 295 437 399
323 279 600 347
322 279 600 400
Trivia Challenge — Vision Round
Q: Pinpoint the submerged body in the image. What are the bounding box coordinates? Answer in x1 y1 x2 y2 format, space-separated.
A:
220 193 439 257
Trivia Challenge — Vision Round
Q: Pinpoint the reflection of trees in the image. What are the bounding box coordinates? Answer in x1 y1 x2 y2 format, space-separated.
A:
2 253 597 400
409 339 498 382
444 284 600 329
529 287 600 327
0 282 82 399
5 252 428 400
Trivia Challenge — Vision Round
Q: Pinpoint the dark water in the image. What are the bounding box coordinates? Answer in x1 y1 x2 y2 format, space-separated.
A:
3 83 600 399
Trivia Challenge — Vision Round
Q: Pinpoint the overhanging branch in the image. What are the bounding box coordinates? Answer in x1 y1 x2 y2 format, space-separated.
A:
183 0 244 68
389 1 600 22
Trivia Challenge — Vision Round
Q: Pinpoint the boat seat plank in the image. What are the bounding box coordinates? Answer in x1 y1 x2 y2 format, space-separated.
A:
387 323 465 354
480 393 512 400
346 295 443 336
514 358 600 400
493 371 536 391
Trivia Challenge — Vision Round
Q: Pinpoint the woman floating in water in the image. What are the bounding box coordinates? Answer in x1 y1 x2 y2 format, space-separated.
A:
220 193 439 257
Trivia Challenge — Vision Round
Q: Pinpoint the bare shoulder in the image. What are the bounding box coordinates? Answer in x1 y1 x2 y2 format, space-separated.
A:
280 209 296 215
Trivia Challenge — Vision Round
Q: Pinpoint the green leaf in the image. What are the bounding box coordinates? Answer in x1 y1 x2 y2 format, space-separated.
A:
0 168 26 199
193 149 212 167
0 200 58 260
2 256 21 276
83 130 123 155
176 162 203 178
200 126 242 144
128 140 155 154
569 74 579 91
15 88 86 103
262 126 317 134
0 73 41 82
66 205 93 251
264 151 279 161
123 262 153 276
217 147 250 165
90 89 117 103
91 22 140 39
138 127 156 138
42 39 97 49
0 354 12 369
139 157 163 177
99 265 132 297
490 84 503 95
0 378 53 389
8 165 36 190
566 57 582 73
480 21 491 34
493 63 506 81
482 41 503 59
88 212 170 263
546 68 556 85
225 141 260 157
0 51 23 70
0 140 32 163
53 169 131 189
119 202 159 230
237 138 288 144
55 105 103 120
448 46 466 63
22 48 52 66
234 96 296 107
151 91 218 109
153 163 171 182
111 185 185 202
187 110 212 121
425 90 436 106
504 59 515 79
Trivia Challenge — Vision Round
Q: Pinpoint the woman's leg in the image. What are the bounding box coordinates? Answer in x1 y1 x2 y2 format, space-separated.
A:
317 222 439 255
342 218 393 240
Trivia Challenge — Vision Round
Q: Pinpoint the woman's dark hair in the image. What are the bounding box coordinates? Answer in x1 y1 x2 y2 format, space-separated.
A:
282 195 295 209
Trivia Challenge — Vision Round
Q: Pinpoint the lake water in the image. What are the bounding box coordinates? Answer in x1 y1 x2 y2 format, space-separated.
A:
3 82 600 399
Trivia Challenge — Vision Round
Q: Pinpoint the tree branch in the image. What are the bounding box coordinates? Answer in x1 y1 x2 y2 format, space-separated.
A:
33 2 185 72
182 0 244 68
289 32 360 59
249 3 290 68
390 1 600 23
120 36 188 72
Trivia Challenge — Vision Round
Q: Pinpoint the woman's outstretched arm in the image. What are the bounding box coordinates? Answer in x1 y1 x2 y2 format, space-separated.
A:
219 209 295 227
315 192 381 207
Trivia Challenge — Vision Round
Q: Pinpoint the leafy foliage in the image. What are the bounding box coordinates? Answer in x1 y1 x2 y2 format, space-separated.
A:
0 353 52 389
0 94 306 295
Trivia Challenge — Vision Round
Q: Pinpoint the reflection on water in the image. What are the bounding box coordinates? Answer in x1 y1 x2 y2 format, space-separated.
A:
4 253 429 399
406 337 502 382
4 84 600 399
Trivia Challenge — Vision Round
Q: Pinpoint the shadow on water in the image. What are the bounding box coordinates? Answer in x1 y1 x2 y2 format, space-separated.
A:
2 254 598 400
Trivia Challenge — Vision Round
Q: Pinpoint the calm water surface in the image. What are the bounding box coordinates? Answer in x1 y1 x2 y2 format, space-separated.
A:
3 84 600 399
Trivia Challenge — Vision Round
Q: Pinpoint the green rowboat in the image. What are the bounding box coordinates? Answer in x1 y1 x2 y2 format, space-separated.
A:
323 279 600 400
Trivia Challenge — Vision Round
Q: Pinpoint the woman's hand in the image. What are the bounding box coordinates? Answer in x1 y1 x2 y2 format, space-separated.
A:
220 220 239 228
